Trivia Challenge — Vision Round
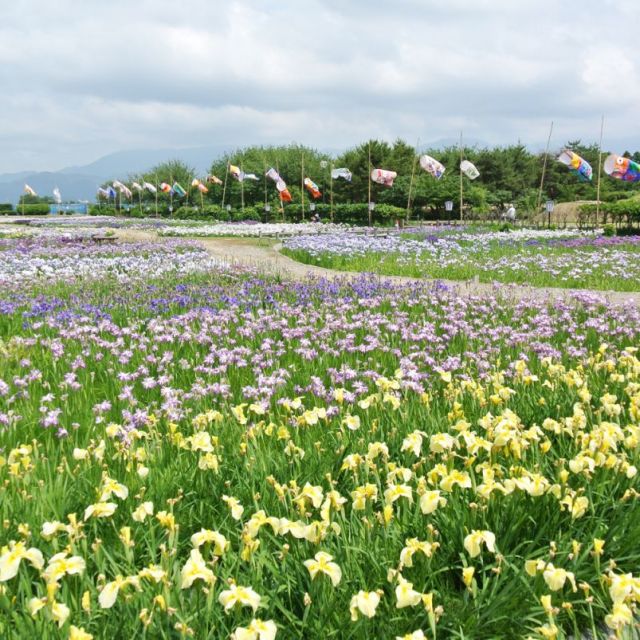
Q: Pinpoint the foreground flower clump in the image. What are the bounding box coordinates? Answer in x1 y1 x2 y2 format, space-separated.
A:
0 236 639 638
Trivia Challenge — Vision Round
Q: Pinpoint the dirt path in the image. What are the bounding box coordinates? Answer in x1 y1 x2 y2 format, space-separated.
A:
115 229 640 305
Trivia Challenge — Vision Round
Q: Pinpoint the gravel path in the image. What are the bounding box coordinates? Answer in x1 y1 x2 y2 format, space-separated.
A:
116 229 640 305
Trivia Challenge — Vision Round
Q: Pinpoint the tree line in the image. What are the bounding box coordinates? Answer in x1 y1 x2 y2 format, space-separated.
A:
95 140 640 220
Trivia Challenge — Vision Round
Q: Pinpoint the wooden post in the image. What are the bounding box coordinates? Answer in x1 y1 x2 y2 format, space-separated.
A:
300 151 305 221
169 174 173 217
368 141 372 227
221 163 229 209
276 160 284 221
263 157 268 218
330 163 334 223
240 154 245 216
155 173 159 218
596 115 605 227
536 121 554 223
406 138 420 221
459 131 464 223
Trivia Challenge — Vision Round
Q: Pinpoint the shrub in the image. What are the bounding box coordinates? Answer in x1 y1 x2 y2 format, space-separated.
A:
603 223 616 237
18 203 50 215
0 203 13 214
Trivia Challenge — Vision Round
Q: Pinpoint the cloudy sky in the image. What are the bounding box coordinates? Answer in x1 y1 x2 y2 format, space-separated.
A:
1 0 638 173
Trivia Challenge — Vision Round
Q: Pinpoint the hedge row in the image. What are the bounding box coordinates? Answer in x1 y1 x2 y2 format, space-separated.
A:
1 204 51 215
90 202 407 224
579 198 640 223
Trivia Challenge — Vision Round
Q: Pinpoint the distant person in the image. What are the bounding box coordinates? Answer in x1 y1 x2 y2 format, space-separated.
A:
506 205 516 222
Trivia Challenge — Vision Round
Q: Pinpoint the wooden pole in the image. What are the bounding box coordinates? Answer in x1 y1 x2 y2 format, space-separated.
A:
300 151 305 221
406 137 420 221
368 141 372 226
330 163 334 223
459 131 464 223
169 174 173 216
536 121 554 224
221 163 229 209
240 154 245 215
263 157 268 215
276 160 284 221
596 115 605 227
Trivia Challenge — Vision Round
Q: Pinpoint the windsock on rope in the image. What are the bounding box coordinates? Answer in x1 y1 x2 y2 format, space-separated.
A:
460 160 480 180
172 182 187 198
207 175 223 185
304 177 321 199
97 187 110 198
191 179 209 194
143 182 157 194
557 150 592 182
230 165 244 181
420 155 446 179
371 168 397 187
266 168 292 202
244 173 259 181
131 182 143 192
53 187 62 204
331 167 352 182
159 183 172 193
113 181 132 198
113 180 133 198
603 154 640 182
24 184 37 196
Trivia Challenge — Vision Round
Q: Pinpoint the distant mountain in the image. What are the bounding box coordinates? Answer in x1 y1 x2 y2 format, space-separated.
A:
0 172 104 205
0 145 233 204
58 145 232 180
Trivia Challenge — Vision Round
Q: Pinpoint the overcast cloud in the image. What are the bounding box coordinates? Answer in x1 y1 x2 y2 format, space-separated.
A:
1 0 638 172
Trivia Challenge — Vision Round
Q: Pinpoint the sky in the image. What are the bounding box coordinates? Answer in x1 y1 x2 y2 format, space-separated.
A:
1 0 639 173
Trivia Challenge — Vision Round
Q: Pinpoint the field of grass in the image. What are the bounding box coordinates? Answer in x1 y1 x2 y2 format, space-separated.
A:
1 235 639 639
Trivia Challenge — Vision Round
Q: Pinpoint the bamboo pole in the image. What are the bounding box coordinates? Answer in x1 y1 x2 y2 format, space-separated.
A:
596 115 605 227
368 141 372 227
155 172 159 218
169 174 173 216
536 121 554 223
406 137 420 221
459 132 464 223
263 156 268 215
240 154 245 215
276 160 284 221
300 151 305 221
221 163 230 209
330 163 334 223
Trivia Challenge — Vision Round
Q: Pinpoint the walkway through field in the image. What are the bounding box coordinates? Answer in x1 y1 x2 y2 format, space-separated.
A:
116 229 640 305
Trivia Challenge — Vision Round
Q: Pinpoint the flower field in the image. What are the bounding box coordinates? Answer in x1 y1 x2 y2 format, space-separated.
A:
1 233 640 639
282 228 640 291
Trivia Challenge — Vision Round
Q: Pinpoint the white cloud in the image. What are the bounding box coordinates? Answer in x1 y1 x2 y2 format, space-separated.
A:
0 0 638 172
